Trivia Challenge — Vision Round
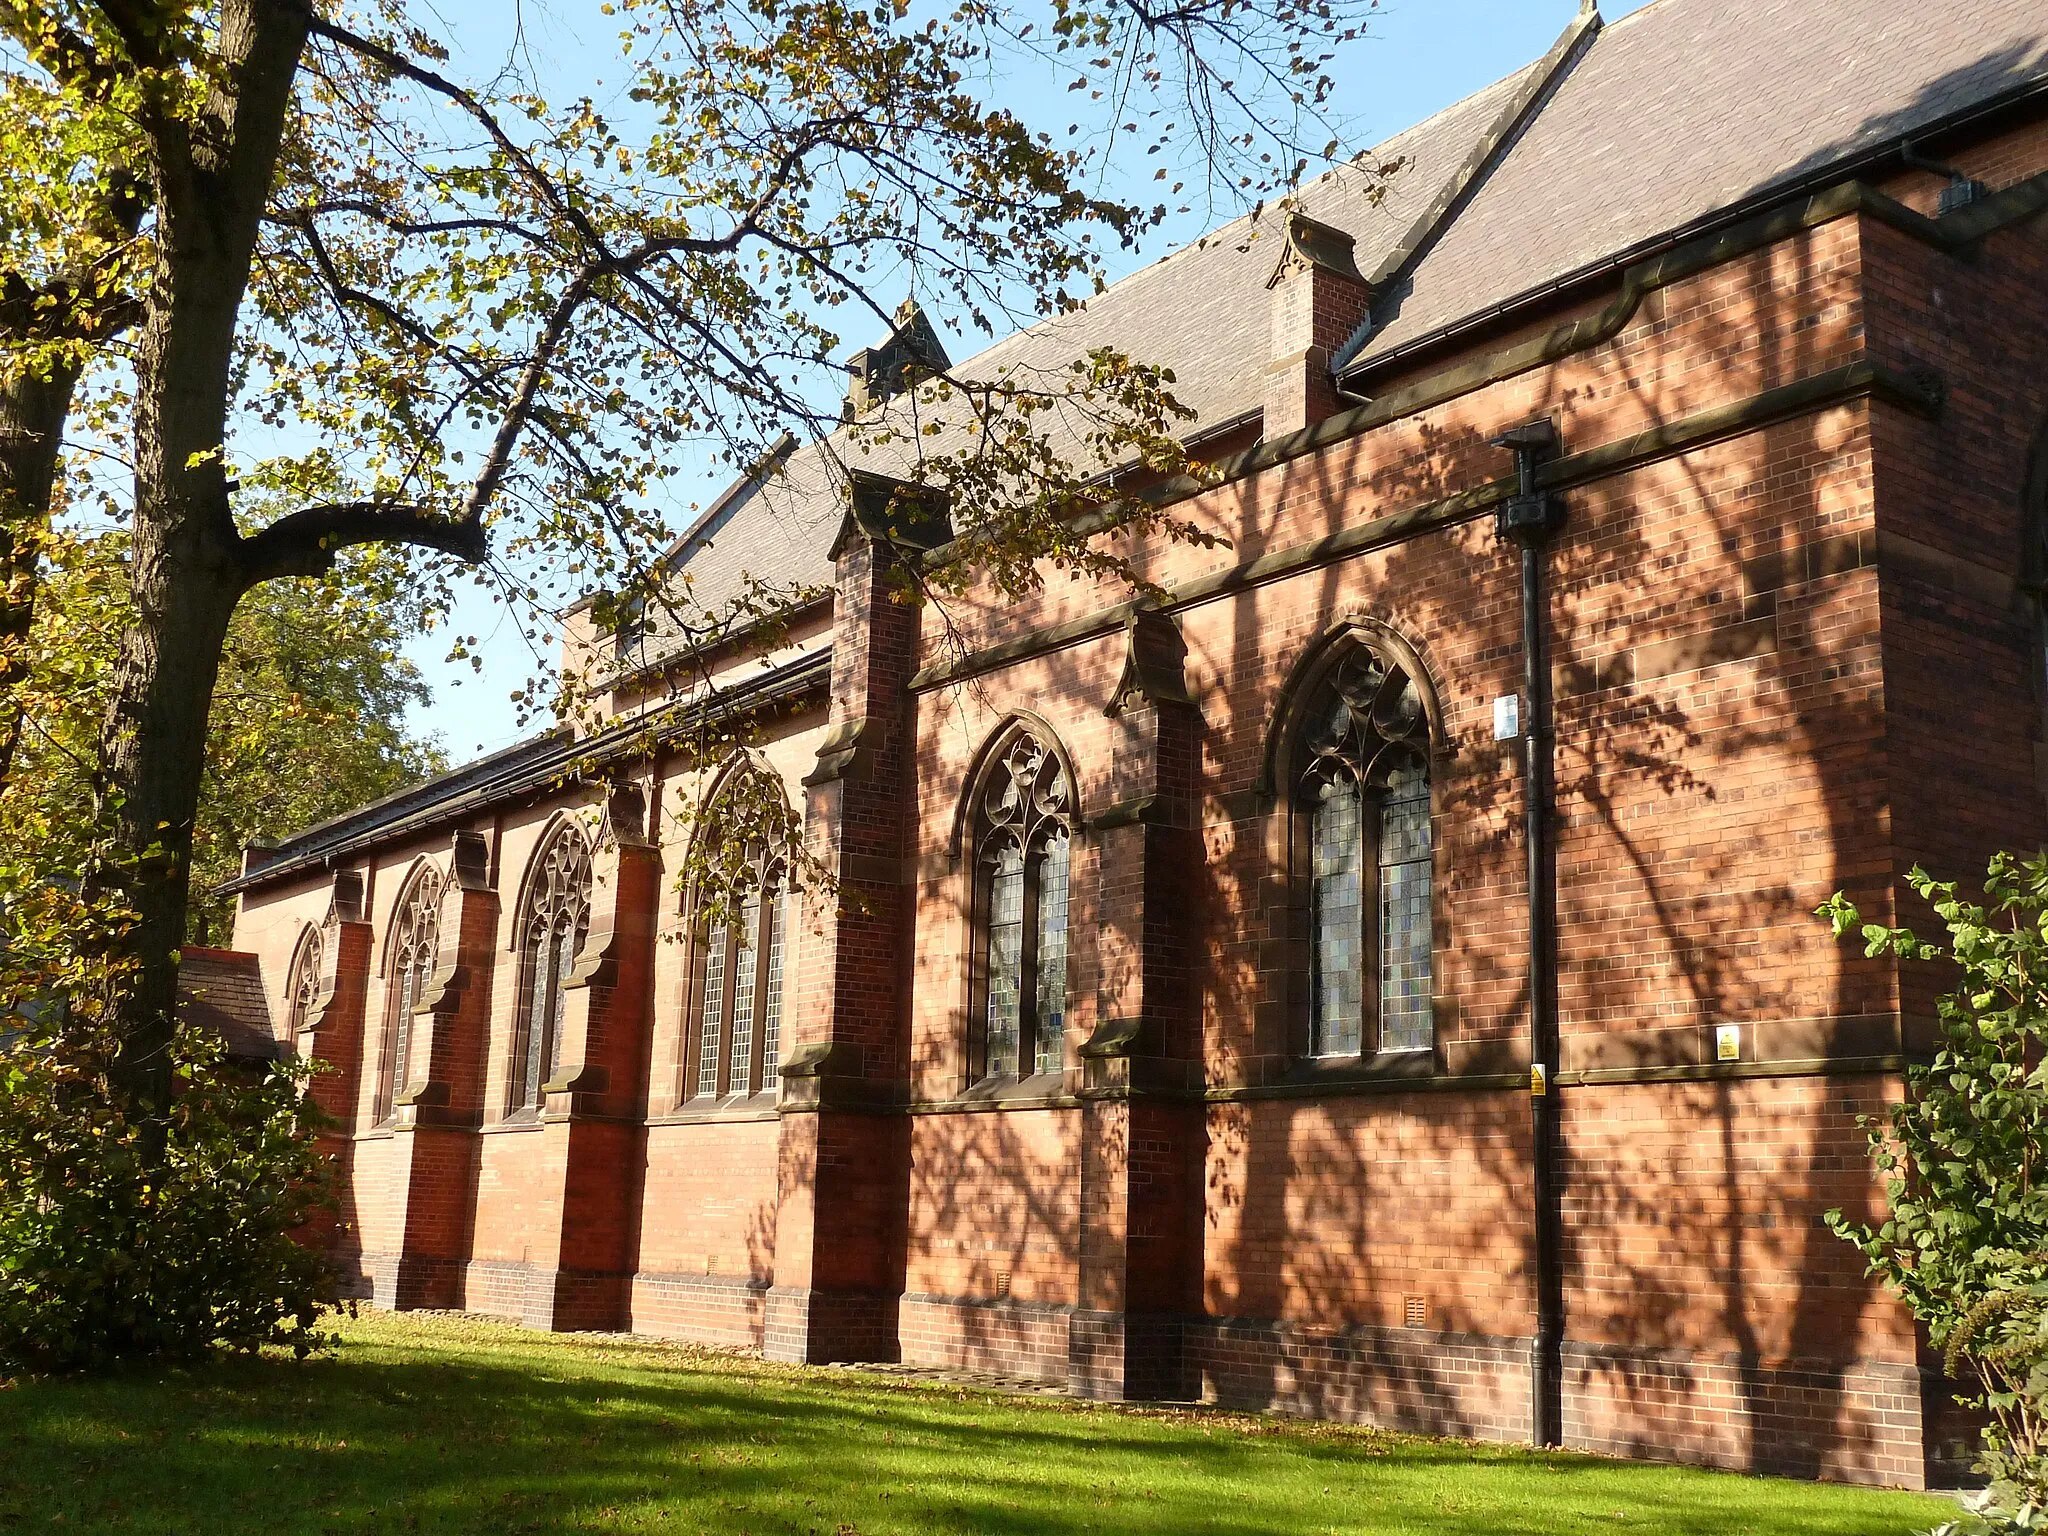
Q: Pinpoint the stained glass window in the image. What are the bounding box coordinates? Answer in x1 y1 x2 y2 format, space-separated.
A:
379 864 444 1120
728 895 761 1088
691 864 790 1097
697 922 728 1098
285 926 323 1038
1034 830 1070 1077
1310 778 1363 1056
761 890 786 1086
1298 643 1434 1058
973 731 1075 1081
511 823 592 1111
1378 766 1434 1053
986 842 1025 1074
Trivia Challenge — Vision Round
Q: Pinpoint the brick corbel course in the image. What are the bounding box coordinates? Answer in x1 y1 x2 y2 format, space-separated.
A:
521 785 661 1332
373 831 498 1312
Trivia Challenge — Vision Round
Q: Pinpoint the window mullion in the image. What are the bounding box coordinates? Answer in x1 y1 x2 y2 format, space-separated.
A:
1020 842 1043 1077
1361 783 1385 1056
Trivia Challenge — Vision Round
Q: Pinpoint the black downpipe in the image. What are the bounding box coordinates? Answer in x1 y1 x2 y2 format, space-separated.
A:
1492 420 1565 1449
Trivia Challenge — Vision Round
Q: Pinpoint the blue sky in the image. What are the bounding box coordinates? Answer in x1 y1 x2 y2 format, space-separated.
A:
407 0 1658 760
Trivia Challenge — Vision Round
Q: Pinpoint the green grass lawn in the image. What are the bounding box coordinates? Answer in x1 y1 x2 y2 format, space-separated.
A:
0 1309 1949 1535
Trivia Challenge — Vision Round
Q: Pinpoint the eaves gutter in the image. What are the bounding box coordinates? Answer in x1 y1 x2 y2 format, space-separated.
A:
225 648 832 897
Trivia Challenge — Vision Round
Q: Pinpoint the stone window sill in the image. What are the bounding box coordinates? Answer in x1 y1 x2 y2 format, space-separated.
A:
648 1090 781 1125
480 1109 545 1134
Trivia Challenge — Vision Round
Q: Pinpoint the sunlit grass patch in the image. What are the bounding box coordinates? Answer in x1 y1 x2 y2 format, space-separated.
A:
0 1308 1949 1535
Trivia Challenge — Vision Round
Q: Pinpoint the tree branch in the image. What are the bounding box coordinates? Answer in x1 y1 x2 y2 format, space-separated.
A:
236 500 488 587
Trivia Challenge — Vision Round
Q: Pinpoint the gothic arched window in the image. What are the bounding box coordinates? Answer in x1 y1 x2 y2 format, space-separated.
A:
285 926 323 1038
968 729 1074 1082
1295 642 1435 1057
377 864 444 1121
510 822 593 1112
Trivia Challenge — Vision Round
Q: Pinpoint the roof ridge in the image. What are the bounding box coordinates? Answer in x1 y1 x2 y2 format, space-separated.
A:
841 38 1574 397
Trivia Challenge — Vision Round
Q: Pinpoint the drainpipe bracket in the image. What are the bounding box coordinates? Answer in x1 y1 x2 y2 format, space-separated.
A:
1496 490 1565 544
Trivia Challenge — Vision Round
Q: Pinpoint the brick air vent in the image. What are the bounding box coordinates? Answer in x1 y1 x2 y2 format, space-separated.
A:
996 1271 1012 1300
1403 1295 1427 1329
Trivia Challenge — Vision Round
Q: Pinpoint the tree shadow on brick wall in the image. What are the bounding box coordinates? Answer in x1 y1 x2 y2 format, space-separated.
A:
1190 199 1915 1476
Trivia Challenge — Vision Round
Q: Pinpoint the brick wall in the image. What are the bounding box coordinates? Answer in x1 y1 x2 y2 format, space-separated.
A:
223 118 2048 1489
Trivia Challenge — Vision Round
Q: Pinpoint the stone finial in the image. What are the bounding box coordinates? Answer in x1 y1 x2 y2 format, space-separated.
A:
1264 211 1368 293
842 298 953 418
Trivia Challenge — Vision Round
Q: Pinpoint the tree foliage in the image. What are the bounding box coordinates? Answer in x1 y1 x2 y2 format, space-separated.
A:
5 528 446 942
0 0 1386 1367
1822 856 2048 1532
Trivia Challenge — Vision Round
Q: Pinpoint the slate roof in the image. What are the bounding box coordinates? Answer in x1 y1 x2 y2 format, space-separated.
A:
664 0 2048 626
178 947 283 1060
1355 0 2048 365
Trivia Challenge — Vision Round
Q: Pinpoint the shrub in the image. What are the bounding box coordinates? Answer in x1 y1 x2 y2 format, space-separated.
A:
0 1015 337 1374
1823 854 2048 1532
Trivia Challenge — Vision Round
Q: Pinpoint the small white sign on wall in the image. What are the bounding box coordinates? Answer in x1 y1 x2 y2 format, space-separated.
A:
1492 694 1522 742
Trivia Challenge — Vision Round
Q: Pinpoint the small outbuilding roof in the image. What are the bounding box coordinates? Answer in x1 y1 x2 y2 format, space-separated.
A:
177 947 284 1061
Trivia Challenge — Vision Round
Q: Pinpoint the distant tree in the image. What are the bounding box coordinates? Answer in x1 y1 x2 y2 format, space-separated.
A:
4 528 444 946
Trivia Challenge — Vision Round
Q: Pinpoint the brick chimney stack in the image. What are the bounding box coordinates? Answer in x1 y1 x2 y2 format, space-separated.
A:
1262 212 1372 440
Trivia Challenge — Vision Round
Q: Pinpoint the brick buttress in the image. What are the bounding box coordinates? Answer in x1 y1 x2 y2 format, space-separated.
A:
523 787 662 1331
376 831 499 1311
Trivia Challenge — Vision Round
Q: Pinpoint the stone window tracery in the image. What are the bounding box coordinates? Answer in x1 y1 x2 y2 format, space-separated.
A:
1294 643 1435 1058
285 926 323 1038
377 865 444 1121
511 823 592 1112
969 730 1073 1082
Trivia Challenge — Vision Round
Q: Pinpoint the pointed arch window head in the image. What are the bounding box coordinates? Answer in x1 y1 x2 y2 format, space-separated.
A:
971 731 1074 1083
687 765 795 1102
285 927 323 1039
511 824 593 1113
378 865 444 1121
1296 644 1435 1059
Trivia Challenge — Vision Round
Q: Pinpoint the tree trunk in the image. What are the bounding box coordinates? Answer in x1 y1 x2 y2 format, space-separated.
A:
94 0 311 1117
0 359 83 785
95 532 242 1111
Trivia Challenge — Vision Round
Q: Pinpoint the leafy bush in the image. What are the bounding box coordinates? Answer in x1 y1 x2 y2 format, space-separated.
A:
1822 855 2048 1531
0 1013 337 1374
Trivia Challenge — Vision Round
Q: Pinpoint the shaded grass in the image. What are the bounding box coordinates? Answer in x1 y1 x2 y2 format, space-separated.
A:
0 1310 1947 1535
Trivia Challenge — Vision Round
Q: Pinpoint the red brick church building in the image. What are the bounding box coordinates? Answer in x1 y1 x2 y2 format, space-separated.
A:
210 0 2048 1487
